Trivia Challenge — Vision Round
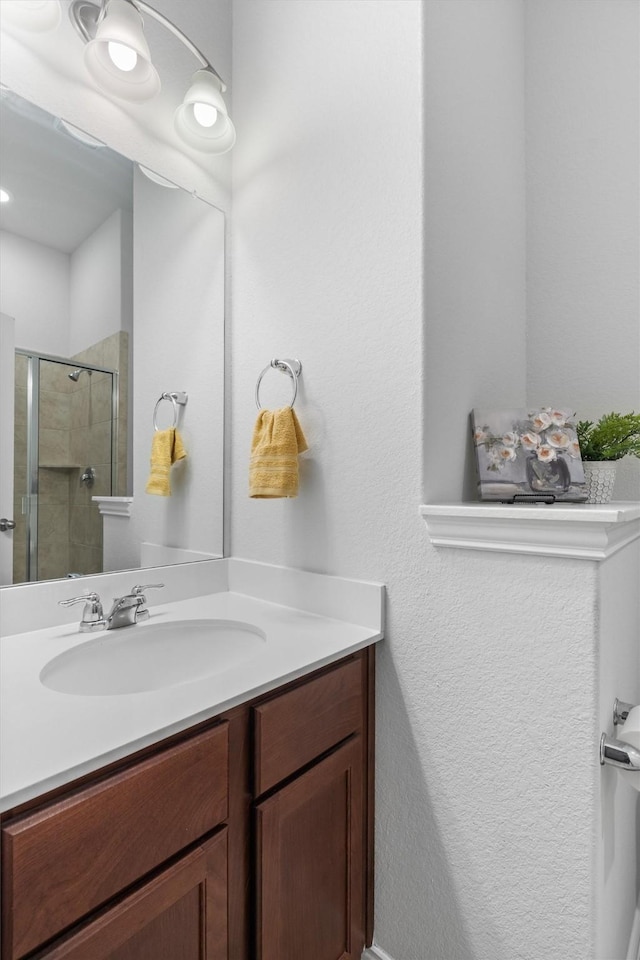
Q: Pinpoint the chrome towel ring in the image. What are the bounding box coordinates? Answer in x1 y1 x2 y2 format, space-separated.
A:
255 359 302 410
153 391 188 431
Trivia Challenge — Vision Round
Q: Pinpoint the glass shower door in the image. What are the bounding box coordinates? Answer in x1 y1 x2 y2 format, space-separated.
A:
13 352 117 582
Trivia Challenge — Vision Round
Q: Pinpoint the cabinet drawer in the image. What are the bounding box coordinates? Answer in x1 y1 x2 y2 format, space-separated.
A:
36 830 228 960
2 722 228 960
253 656 363 795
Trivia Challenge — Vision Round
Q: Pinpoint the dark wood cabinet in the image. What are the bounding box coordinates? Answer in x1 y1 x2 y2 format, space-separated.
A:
34 831 228 960
255 737 364 960
2 725 229 959
1 649 374 960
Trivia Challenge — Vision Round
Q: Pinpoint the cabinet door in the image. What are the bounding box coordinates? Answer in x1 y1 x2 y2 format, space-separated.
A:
255 738 364 960
39 830 227 960
3 722 228 960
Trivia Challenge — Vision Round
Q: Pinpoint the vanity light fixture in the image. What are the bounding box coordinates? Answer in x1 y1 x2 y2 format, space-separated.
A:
0 187 13 204
68 0 236 153
81 0 160 101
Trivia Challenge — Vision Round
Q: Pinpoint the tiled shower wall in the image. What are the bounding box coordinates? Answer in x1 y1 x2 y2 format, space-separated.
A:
12 331 128 583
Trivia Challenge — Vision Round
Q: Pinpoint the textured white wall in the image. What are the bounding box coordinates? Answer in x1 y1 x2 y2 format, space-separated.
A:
69 209 126 356
0 231 69 354
231 2 637 957
230 0 424 578
423 0 527 502
526 0 640 500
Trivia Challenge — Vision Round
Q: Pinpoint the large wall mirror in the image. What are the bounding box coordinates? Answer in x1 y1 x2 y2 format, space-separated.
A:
0 87 225 586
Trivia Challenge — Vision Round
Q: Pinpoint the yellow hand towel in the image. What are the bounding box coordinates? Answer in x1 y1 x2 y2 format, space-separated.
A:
249 407 308 498
145 428 187 496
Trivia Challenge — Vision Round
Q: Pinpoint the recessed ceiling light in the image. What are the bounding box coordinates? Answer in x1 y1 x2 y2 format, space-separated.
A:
0 188 13 204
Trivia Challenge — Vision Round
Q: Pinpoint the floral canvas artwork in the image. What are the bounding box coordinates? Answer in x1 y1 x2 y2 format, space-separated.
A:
471 408 588 502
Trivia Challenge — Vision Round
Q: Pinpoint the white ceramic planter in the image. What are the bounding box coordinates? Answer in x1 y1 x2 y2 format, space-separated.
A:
582 461 617 503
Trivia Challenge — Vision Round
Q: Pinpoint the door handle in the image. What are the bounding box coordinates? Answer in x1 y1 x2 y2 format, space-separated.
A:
0 518 16 531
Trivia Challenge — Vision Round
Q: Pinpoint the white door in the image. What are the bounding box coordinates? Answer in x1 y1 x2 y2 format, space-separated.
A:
0 313 15 584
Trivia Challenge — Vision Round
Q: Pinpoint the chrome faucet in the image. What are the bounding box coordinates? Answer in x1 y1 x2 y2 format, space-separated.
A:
59 592 108 632
105 584 165 630
60 584 164 632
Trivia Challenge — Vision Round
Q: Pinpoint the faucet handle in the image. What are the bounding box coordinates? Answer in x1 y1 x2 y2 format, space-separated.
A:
131 583 164 598
130 584 164 621
59 592 107 632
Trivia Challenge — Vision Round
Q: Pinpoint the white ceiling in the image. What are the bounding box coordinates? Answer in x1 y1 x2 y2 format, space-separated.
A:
0 89 133 254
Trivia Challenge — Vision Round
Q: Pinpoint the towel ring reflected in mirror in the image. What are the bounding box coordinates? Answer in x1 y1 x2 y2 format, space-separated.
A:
255 359 302 410
153 391 188 431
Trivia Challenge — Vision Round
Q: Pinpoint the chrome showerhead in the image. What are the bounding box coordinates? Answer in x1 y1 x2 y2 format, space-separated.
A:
68 368 92 381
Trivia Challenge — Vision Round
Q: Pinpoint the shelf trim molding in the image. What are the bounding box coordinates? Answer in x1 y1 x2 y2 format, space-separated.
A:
92 496 133 518
420 502 640 561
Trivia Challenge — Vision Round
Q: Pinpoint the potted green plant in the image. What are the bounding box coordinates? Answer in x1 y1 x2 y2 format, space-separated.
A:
576 412 640 503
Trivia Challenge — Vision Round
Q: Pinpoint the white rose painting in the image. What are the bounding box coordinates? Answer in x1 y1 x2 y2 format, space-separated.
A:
471 408 588 502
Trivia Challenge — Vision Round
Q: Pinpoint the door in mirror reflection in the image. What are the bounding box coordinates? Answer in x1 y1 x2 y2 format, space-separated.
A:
12 352 119 583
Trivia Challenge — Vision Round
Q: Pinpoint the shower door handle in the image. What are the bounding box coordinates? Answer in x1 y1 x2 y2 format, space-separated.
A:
0 518 16 532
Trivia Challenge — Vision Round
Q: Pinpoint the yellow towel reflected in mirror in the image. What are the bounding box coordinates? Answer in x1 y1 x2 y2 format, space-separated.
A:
145 428 187 496
250 407 308 498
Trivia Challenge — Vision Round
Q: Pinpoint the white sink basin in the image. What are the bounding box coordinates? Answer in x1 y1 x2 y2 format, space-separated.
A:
40 619 267 696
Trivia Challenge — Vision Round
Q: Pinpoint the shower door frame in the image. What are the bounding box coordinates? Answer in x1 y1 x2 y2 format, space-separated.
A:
16 349 119 582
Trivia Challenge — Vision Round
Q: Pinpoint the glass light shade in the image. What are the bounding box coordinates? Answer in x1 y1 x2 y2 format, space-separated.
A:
2 0 62 31
137 165 179 189
83 0 160 102
57 119 105 148
174 70 236 154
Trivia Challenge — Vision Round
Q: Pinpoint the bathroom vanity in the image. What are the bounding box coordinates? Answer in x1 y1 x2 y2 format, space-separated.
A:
0 561 383 960
2 650 373 959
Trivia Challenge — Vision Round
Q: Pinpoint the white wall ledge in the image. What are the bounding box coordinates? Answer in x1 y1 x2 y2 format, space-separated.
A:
420 502 640 560
92 496 133 517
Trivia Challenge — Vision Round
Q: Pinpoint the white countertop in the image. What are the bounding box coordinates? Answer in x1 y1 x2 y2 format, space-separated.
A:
1 561 384 812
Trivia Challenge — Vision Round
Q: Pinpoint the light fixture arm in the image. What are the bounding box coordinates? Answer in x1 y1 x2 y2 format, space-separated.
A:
131 0 226 90
70 0 226 90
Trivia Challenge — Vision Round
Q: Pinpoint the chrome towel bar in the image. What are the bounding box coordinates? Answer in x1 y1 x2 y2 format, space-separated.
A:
600 697 640 774
255 359 302 410
153 391 188 431
600 734 640 772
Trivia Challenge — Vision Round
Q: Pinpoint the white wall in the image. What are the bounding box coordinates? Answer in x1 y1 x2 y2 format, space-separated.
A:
69 209 128 356
526 0 640 500
232 2 638 958
423 0 527 502
0 206 128 360
131 168 225 563
231 0 423 577
0 231 69 354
